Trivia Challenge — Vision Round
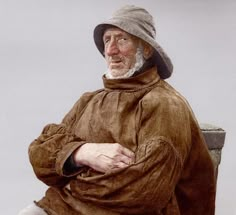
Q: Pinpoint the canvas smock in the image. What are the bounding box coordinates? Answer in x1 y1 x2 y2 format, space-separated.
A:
29 67 216 215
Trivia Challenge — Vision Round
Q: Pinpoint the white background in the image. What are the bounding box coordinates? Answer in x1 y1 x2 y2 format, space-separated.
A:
0 0 235 214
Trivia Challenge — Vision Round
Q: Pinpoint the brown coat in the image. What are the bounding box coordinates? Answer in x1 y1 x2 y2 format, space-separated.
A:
29 67 216 214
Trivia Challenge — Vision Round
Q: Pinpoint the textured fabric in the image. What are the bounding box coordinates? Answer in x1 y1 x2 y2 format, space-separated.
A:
94 5 173 79
29 67 216 214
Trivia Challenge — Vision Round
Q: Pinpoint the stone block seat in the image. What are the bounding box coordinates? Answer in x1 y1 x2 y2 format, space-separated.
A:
200 123 226 180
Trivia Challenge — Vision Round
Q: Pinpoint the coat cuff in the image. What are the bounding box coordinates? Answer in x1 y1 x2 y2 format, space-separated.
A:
55 141 86 177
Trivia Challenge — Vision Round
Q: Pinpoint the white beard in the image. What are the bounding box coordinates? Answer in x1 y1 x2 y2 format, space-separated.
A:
105 47 145 79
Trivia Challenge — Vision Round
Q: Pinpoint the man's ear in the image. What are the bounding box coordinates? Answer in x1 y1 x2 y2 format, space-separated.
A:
143 43 154 59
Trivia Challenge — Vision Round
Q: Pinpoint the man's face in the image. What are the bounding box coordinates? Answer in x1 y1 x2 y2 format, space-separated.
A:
103 27 140 78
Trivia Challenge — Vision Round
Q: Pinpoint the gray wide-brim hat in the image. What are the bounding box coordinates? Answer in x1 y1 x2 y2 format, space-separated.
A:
93 5 173 79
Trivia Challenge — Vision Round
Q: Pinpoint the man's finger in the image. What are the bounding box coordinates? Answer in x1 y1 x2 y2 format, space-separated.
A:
112 161 129 169
119 145 135 158
116 154 134 165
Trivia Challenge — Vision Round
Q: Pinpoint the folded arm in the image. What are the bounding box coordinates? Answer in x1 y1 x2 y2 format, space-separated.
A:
28 92 96 187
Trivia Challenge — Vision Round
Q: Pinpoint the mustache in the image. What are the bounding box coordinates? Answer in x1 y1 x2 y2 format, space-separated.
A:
108 56 122 63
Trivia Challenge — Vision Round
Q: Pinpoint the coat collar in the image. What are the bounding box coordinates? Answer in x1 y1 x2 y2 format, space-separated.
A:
103 67 160 90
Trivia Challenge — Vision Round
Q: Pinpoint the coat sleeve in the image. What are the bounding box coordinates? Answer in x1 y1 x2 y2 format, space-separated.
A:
28 92 96 188
71 93 193 214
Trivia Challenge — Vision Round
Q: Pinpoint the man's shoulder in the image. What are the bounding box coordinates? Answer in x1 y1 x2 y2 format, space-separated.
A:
72 88 104 109
141 80 191 112
81 88 104 99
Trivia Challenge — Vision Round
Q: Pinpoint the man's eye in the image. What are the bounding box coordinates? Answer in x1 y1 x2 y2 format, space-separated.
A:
118 37 128 43
104 39 110 44
120 37 127 41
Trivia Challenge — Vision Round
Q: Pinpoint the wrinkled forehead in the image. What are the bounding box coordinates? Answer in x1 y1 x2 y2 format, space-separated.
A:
103 27 130 37
103 27 138 40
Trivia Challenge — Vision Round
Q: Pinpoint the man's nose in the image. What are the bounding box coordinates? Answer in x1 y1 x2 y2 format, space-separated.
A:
106 40 119 56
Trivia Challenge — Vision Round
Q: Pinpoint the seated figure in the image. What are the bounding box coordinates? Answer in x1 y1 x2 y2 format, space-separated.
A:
19 5 216 215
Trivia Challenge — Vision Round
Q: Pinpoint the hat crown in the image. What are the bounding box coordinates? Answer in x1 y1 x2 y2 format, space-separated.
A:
110 5 156 39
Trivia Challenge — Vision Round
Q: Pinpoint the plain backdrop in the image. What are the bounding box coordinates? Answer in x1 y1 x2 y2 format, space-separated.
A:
0 0 235 214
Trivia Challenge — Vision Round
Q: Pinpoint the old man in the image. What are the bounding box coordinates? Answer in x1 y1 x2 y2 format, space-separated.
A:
19 5 216 215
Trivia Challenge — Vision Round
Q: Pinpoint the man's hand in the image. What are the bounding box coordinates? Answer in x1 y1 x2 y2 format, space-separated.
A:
73 143 135 173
